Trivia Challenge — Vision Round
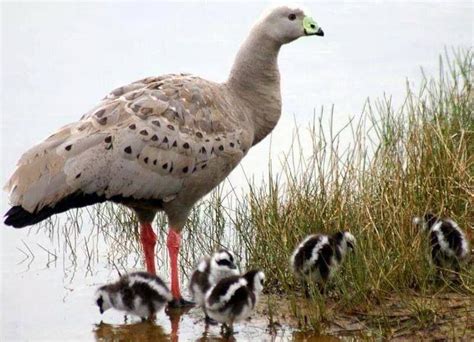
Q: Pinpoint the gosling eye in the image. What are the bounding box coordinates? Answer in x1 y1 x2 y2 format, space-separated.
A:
217 259 232 268
288 13 296 21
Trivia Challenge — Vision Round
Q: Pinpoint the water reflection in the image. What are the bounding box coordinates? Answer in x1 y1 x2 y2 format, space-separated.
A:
165 306 193 342
94 321 168 341
94 307 241 342
197 330 237 342
292 331 341 342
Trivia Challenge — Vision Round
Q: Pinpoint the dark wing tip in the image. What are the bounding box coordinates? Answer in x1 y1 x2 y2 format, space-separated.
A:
4 206 36 228
4 192 108 228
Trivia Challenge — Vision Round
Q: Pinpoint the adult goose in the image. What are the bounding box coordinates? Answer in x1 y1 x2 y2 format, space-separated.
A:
4 5 324 306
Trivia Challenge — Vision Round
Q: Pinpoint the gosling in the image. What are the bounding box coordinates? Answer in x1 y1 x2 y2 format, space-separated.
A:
290 231 355 293
205 270 265 334
95 271 172 321
413 213 469 273
189 249 240 323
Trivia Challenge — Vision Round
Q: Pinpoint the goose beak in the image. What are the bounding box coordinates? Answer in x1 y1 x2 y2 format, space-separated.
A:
303 16 324 36
314 28 324 36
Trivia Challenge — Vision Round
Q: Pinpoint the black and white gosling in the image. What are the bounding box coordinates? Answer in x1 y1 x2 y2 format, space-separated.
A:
205 270 265 334
189 249 239 323
413 213 470 273
95 271 172 321
290 231 356 292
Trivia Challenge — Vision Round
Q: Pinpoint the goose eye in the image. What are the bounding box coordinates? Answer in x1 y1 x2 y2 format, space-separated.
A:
288 13 296 21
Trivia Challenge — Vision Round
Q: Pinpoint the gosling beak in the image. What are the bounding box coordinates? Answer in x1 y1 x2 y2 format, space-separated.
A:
348 241 355 251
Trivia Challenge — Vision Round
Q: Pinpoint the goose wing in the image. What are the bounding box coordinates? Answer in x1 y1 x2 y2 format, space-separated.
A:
4 74 251 220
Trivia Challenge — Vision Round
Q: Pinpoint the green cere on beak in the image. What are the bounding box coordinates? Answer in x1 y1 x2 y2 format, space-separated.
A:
303 16 324 36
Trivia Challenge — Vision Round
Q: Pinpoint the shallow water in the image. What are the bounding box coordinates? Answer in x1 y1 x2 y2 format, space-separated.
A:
1 1 472 341
0 225 339 341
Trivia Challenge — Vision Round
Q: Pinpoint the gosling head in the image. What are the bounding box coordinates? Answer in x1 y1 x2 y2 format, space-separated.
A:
243 269 265 295
333 231 356 254
210 249 239 277
413 212 438 231
343 231 356 251
95 287 112 315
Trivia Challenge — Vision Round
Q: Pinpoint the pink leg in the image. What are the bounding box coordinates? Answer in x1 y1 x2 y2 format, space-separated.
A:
167 229 182 299
167 228 194 307
140 222 157 274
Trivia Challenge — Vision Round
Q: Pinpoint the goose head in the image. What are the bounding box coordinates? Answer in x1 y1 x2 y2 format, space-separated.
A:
259 6 324 45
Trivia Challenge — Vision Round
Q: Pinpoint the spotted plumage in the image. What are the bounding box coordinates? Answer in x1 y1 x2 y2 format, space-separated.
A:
290 231 355 291
413 213 470 272
3 74 252 227
95 271 172 320
189 249 239 322
205 270 264 333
